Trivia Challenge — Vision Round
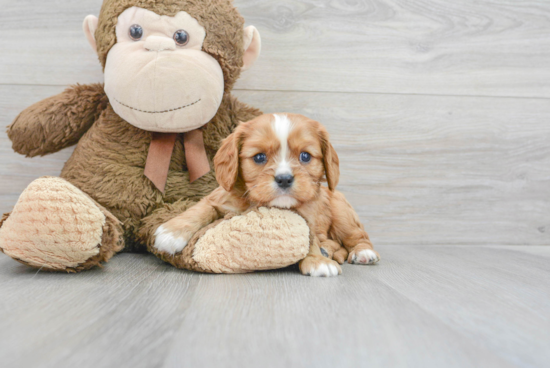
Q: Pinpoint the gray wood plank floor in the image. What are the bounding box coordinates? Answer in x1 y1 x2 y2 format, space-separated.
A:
1 246 548 368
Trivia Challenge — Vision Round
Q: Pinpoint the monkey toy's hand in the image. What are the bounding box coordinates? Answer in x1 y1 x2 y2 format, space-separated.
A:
8 84 108 157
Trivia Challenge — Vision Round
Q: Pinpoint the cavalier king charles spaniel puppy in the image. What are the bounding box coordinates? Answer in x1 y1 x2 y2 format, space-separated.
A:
154 113 379 277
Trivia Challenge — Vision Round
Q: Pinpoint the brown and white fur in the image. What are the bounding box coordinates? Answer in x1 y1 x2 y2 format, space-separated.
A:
154 113 379 277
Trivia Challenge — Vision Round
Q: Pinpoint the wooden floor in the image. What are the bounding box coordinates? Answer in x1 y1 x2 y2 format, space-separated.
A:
1 0 550 367
1 246 549 368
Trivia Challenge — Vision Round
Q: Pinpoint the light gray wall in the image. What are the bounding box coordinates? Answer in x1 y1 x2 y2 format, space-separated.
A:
1 0 549 245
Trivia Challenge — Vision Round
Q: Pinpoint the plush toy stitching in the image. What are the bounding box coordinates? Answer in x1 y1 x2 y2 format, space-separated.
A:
114 98 201 113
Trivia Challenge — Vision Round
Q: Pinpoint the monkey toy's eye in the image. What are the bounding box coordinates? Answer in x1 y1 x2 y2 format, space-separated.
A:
173 30 190 46
129 24 143 41
253 153 267 164
300 152 312 163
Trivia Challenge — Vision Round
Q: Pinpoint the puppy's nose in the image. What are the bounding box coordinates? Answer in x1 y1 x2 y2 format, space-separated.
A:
275 174 294 189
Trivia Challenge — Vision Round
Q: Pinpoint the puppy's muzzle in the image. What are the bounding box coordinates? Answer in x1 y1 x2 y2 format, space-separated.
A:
275 174 294 189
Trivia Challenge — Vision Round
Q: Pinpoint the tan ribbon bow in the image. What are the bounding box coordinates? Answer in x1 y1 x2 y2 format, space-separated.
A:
144 129 211 193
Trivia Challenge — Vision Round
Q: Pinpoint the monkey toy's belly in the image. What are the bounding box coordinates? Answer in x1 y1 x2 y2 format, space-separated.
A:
59 107 219 247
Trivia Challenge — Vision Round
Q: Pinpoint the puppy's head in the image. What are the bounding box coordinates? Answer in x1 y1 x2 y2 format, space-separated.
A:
214 113 339 208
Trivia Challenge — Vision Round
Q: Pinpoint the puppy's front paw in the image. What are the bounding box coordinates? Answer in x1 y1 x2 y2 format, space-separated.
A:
299 255 342 277
153 225 193 255
348 248 380 265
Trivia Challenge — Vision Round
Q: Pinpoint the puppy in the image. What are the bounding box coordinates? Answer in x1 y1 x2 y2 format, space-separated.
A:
154 113 380 277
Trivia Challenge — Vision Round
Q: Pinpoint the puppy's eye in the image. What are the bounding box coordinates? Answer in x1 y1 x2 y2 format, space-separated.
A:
253 153 267 164
129 24 144 41
174 30 189 46
300 152 312 163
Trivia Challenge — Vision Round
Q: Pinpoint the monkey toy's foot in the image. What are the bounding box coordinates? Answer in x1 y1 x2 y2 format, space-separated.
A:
151 207 311 274
0 177 123 272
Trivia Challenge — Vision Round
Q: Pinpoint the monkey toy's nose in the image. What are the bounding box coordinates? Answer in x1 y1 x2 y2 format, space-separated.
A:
144 36 176 52
275 174 294 189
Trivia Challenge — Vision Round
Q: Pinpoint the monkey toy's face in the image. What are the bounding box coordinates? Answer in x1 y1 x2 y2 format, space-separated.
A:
104 7 222 132
84 6 260 133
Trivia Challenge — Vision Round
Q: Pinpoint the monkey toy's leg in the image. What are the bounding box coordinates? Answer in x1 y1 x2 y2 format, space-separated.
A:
0 177 124 272
139 195 248 273
330 191 380 265
140 204 312 274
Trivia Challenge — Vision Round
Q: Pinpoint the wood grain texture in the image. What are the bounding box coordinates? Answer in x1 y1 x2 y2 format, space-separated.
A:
0 85 73 212
1 246 549 368
1 0 549 98
234 90 550 246
1 85 549 245
0 253 199 368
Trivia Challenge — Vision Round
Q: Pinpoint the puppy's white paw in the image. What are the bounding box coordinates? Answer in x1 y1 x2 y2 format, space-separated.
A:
154 225 189 255
309 263 341 277
349 249 380 265
300 255 342 277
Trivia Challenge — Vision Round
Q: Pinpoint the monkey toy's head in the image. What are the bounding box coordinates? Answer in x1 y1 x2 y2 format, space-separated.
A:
83 0 261 133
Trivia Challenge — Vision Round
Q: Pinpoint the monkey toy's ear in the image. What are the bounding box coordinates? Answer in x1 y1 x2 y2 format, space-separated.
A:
83 15 99 53
242 26 261 71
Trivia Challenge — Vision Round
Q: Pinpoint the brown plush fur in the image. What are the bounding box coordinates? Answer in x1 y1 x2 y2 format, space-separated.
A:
2 0 262 271
0 213 9 229
59 94 260 252
9 84 108 157
138 198 198 248
67 208 125 272
8 89 260 255
0 212 9 255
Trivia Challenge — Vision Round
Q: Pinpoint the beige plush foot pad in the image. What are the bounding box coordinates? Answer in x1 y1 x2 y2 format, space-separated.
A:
0 177 107 270
154 207 310 273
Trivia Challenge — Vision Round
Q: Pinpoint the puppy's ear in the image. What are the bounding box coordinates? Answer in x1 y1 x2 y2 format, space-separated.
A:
214 131 240 192
319 126 340 191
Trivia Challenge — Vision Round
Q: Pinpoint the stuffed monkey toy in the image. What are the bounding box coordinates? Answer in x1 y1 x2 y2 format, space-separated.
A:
0 0 310 273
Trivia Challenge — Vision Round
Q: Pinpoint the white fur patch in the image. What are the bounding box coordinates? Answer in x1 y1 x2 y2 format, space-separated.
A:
272 114 293 176
309 263 340 277
269 195 299 209
154 225 188 255
351 249 379 265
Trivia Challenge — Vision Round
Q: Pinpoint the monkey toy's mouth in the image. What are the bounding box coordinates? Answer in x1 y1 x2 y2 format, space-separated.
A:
114 98 202 114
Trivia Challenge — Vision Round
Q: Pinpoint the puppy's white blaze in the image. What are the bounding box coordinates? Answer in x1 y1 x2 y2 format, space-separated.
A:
269 195 298 209
154 225 188 255
309 263 339 277
352 249 380 265
272 114 293 176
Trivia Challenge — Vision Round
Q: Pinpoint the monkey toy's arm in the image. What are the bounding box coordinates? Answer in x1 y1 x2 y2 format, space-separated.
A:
7 83 108 157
